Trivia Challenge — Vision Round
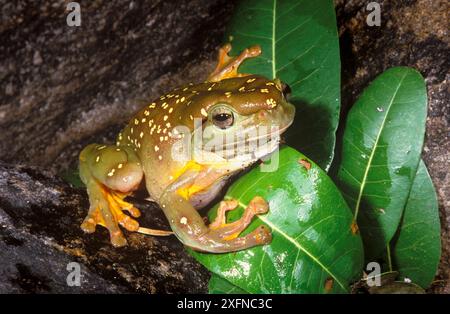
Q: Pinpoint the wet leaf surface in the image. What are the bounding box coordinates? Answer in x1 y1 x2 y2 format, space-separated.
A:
225 0 340 170
191 147 363 293
391 160 441 288
208 274 247 294
335 67 427 261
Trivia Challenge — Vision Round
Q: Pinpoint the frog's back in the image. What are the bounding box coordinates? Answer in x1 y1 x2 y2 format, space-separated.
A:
116 74 282 150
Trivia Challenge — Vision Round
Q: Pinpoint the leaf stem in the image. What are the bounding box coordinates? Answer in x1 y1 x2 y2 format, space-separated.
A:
386 242 393 272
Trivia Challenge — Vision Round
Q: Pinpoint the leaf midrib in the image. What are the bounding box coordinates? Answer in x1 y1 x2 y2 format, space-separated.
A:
227 157 348 292
353 72 408 220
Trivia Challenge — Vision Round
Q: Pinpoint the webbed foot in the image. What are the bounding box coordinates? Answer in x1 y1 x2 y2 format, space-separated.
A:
81 185 141 247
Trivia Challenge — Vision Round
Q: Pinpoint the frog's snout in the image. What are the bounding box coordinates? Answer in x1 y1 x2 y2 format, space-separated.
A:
258 100 295 133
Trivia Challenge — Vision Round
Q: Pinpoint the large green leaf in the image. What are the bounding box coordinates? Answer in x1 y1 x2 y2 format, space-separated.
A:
191 146 363 293
334 67 427 261
209 274 247 294
225 0 340 170
390 160 441 288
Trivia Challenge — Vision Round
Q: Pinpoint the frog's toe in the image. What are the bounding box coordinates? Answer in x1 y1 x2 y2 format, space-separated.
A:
110 192 141 218
119 214 140 232
80 217 96 233
105 192 140 232
126 206 141 218
247 196 269 215
110 231 128 247
81 205 103 233
80 204 129 247
253 225 272 245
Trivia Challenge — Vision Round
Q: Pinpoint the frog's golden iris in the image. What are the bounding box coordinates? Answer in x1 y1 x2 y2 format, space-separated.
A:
79 44 295 252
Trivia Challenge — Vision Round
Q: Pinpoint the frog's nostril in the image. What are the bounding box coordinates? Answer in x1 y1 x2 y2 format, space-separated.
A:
258 110 267 120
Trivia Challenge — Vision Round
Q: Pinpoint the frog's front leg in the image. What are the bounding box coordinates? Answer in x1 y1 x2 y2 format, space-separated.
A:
79 144 144 247
209 196 269 241
159 172 272 253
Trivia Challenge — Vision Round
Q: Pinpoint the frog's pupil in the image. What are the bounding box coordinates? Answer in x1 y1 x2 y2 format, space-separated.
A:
215 113 230 121
212 112 234 129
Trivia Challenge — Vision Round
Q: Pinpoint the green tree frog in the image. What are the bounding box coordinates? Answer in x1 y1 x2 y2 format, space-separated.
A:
79 44 295 253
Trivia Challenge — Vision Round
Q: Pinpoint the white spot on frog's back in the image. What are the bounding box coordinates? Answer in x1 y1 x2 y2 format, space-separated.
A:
180 217 187 225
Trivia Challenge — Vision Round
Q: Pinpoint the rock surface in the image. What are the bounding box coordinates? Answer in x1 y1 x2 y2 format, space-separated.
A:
0 0 448 293
0 163 209 293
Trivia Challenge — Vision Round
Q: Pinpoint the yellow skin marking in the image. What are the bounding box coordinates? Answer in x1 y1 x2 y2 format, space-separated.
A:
79 44 295 252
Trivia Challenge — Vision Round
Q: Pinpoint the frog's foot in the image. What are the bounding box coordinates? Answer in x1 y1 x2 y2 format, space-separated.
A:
207 44 261 82
79 144 146 247
81 186 141 247
209 196 270 242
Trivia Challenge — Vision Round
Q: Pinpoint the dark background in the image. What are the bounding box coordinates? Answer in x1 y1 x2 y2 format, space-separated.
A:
0 0 448 293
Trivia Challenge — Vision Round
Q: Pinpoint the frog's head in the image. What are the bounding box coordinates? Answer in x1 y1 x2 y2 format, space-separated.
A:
174 75 295 171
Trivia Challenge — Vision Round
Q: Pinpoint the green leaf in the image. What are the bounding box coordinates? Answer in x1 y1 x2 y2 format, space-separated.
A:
390 160 441 288
209 274 248 294
335 67 428 261
61 167 84 188
191 146 363 293
225 0 340 170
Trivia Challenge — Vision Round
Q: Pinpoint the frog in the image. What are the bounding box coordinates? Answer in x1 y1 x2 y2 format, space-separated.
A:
78 44 295 253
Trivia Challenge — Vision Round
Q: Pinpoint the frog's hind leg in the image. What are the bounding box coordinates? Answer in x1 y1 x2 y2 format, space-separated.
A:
207 44 261 82
79 144 144 247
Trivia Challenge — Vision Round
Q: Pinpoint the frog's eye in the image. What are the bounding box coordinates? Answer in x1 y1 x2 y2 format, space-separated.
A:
281 82 291 101
211 107 234 130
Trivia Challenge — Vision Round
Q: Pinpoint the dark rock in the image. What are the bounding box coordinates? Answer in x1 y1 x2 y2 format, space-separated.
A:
0 163 210 293
0 0 235 174
335 0 449 293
